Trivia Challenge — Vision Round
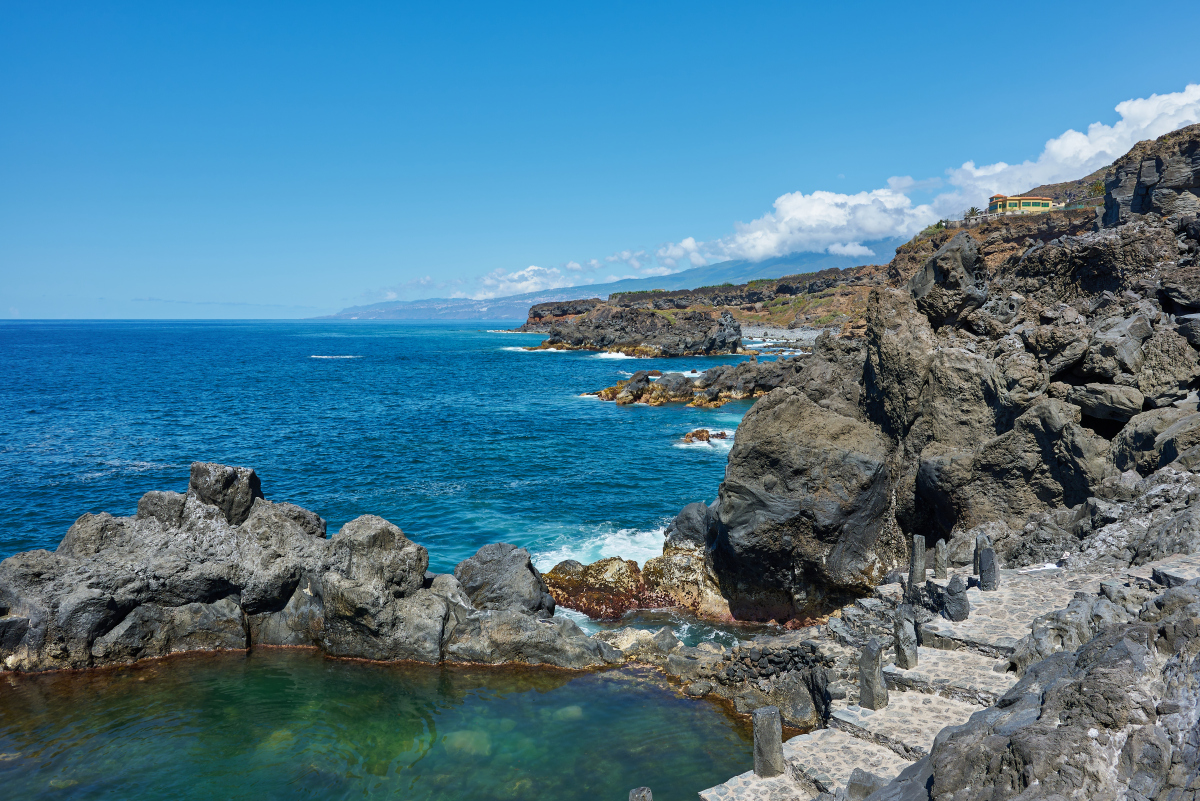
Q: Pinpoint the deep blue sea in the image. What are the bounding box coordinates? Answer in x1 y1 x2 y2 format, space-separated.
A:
0 319 776 799
0 320 753 573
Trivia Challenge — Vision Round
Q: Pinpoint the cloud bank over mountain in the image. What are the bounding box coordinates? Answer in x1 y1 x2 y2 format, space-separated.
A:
413 84 1200 300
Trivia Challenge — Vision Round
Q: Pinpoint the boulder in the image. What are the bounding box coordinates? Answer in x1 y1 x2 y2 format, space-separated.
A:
453 543 556 617
864 289 936 441
1133 328 1200 407
1066 382 1144 421
917 399 1113 535
663 501 714 552
1111 407 1194 474
714 386 893 617
1020 323 1092 376
907 232 988 326
1076 313 1152 379
187 462 264 526
543 556 672 620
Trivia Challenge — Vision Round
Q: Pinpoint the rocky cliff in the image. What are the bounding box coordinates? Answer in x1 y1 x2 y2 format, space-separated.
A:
1104 121 1200 226
635 125 1200 624
513 298 603 332
0 463 621 673
536 306 743 357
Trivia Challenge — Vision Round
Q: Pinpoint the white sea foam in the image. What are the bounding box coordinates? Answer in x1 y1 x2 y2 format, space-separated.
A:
672 429 736 451
310 355 362 359
532 525 667 571
591 351 642 360
501 346 567 353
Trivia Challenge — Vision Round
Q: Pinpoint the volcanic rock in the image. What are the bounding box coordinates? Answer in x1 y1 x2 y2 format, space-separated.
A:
0 465 616 672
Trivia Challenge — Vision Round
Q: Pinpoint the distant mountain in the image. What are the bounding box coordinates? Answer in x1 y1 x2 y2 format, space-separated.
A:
321 238 907 320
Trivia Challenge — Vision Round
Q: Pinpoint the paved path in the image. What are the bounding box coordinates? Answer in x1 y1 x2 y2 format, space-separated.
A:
883 646 1015 706
696 554 1197 799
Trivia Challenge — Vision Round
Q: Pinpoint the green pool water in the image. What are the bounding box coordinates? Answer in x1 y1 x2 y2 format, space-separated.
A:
0 650 752 800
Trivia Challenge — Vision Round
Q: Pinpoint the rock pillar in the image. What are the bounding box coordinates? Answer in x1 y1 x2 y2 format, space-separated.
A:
906 534 926 602
979 548 999 591
942 575 970 621
934 539 948 580
973 533 992 576
629 789 652 801
751 706 786 778
894 613 918 669
858 638 889 710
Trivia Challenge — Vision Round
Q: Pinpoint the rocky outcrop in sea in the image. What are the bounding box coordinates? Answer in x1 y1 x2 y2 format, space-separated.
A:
0 463 623 672
536 306 743 356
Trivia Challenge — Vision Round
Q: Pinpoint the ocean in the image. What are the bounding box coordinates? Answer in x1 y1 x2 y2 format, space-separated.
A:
0 319 763 799
0 320 753 570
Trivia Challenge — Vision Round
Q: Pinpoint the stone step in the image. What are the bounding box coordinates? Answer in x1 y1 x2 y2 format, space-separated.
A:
697 769 808 801
783 727 913 796
1126 553 1200 588
697 726 914 800
883 646 1016 707
918 567 1103 657
827 692 983 759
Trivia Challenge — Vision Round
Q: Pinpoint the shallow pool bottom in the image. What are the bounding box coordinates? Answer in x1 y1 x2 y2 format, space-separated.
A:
0 649 752 800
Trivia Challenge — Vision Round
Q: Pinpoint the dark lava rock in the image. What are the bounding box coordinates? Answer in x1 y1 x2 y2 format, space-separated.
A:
453 543 556 617
0 464 616 673
941 575 970 622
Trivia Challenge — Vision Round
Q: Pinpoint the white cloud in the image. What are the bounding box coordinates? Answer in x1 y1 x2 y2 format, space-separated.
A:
468 265 577 299
827 242 875 257
656 237 708 268
945 83 1200 205
422 83 1200 301
700 187 937 262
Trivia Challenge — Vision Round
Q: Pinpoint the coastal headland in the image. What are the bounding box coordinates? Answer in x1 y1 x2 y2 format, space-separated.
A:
3 123 1200 799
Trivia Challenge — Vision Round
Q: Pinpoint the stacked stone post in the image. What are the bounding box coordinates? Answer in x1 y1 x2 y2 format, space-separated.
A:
973 533 992 575
751 706 785 778
894 608 918 669
934 539 948 579
906 534 926 602
942 575 970 621
858 638 889 710
979 547 1000 591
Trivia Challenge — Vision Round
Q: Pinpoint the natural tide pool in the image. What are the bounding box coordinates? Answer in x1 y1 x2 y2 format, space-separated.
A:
0 650 752 800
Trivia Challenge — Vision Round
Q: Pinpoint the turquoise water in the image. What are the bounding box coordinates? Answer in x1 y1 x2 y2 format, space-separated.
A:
0 320 754 571
0 650 753 800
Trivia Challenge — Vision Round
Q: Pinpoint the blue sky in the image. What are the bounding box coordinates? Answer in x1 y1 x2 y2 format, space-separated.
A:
3 2 1200 318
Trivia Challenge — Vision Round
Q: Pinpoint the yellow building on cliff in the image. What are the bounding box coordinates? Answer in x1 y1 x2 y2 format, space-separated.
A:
987 194 1055 215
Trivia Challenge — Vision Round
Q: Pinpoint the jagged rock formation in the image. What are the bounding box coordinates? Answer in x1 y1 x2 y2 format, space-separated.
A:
1104 121 1200 226
590 356 809 407
513 298 602 332
535 306 742 356
0 463 619 672
650 125 1200 623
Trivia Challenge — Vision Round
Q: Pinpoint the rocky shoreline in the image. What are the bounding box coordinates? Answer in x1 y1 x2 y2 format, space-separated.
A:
531 306 744 357
4 123 1200 799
